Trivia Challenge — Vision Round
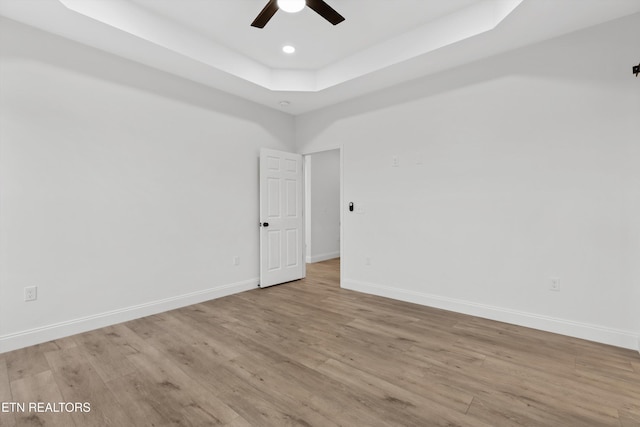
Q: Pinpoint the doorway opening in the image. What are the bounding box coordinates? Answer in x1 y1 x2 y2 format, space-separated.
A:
304 148 341 285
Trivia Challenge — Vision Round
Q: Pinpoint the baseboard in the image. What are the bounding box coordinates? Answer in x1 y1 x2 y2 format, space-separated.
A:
0 278 258 354
343 279 639 351
307 251 340 264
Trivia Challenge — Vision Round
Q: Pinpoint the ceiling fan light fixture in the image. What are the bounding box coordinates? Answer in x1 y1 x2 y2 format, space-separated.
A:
277 0 305 14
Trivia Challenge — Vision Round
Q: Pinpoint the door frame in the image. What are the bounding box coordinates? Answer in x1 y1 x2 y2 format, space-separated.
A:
302 145 343 287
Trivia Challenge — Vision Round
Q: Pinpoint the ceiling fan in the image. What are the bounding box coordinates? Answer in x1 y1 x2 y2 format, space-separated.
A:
251 0 345 28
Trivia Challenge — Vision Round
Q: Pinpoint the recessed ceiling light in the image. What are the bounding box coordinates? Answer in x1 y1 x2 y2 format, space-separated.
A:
279 101 291 107
277 0 305 14
282 45 296 54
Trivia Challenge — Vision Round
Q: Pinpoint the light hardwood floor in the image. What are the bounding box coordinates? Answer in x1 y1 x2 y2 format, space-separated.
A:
1 258 639 426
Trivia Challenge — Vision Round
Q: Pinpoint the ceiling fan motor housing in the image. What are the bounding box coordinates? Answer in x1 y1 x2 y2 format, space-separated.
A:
251 0 345 28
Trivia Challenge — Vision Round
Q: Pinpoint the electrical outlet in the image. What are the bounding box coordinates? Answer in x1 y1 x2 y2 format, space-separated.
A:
549 277 560 292
24 286 37 302
391 155 400 167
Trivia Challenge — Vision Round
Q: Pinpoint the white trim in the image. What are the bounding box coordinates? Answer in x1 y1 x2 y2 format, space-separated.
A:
339 143 344 289
343 279 639 351
299 146 342 156
0 278 258 354
306 251 340 264
304 154 312 268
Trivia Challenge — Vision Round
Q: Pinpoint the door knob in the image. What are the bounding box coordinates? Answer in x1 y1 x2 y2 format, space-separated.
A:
262 222 269 227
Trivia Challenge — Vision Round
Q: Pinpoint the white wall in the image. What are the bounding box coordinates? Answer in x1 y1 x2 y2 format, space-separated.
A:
306 150 340 263
1 13 638 354
296 13 640 350
0 18 295 353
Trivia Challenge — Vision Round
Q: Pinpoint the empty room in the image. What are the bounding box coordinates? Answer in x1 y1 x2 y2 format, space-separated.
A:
1 0 639 426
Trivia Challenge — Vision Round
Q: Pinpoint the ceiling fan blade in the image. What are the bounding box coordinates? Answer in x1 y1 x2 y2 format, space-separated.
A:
251 0 279 28
306 0 345 25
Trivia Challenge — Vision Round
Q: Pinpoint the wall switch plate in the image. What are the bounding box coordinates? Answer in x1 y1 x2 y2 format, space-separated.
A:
549 277 560 292
233 256 240 266
24 286 37 301
365 257 371 265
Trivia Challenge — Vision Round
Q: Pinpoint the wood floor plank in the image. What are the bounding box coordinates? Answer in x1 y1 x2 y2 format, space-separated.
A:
126 344 242 426
315 357 489 426
44 345 90 374
49 336 78 351
148 337 339 427
251 358 397 427
452 319 578 366
575 357 640 385
0 358 16 427
10 370 77 427
577 350 638 372
0 258 638 426
618 408 640 427
306 336 476 415
70 327 140 383
103 371 178 427
51 361 135 427
151 311 247 362
222 356 353 427
571 367 640 413
123 313 172 340
468 356 622 426
467 395 568 427
5 342 60 383
173 321 357 426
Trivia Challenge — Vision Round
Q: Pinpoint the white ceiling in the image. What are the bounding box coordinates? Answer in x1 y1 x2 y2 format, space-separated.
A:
131 0 480 70
1 0 640 115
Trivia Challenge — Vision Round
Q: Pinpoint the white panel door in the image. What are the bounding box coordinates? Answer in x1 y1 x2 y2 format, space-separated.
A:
259 148 305 288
